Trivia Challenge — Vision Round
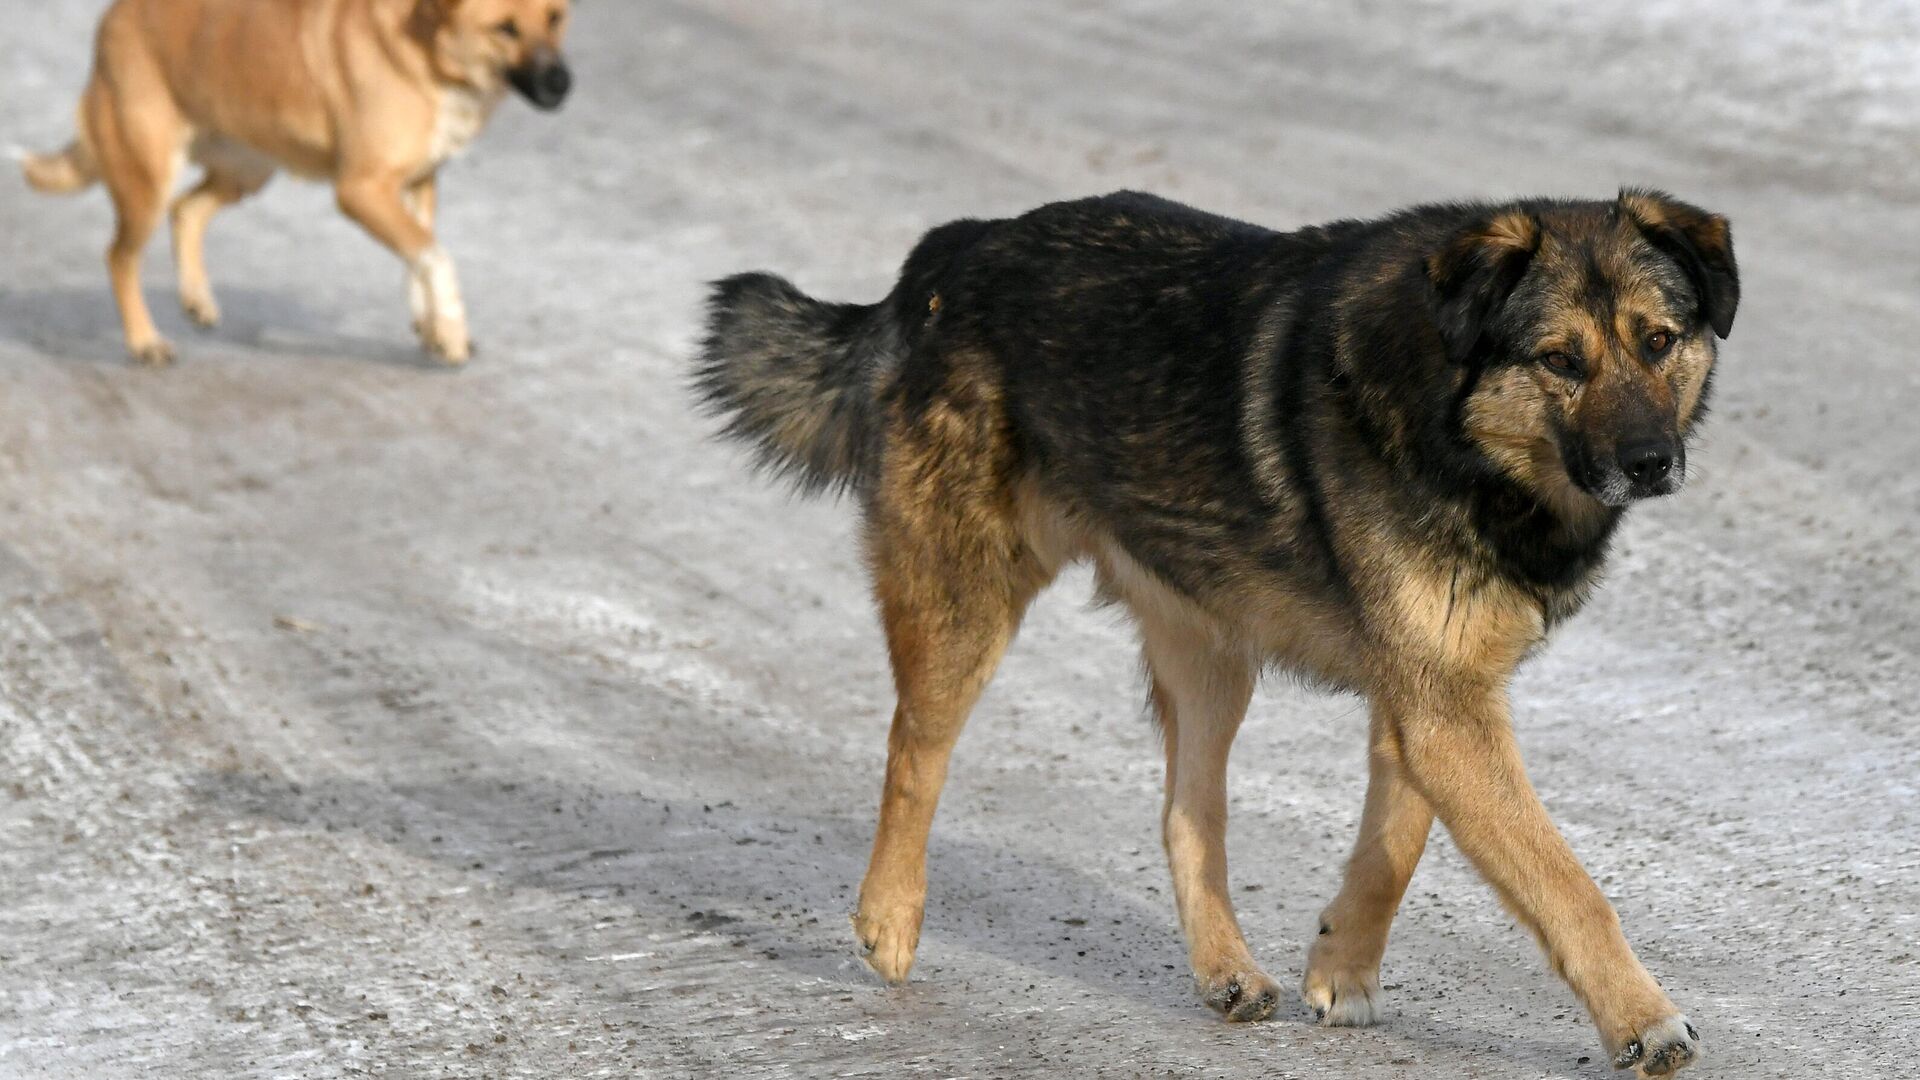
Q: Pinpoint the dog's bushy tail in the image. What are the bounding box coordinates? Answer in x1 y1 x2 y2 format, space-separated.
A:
694 273 900 495
20 131 99 195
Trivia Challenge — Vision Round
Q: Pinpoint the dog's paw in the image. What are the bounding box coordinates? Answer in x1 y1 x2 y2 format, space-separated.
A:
1300 963 1384 1026
421 321 472 366
131 339 176 368
1614 1015 1699 1077
850 905 921 984
182 293 220 329
1198 967 1282 1023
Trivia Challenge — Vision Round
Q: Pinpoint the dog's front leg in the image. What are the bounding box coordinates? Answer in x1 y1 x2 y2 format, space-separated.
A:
1302 705 1434 1026
403 176 439 341
336 170 470 364
1378 677 1698 1077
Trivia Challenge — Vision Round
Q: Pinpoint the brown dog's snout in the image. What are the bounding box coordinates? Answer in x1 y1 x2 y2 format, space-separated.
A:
508 48 572 110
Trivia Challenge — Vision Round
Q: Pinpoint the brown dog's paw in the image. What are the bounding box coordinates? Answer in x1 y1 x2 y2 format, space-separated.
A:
182 294 220 329
1300 963 1384 1026
423 334 471 366
850 905 921 984
1614 1015 1699 1077
417 316 472 366
131 340 177 368
1198 968 1282 1023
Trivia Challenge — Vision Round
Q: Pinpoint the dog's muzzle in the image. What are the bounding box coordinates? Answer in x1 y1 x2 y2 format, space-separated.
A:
508 51 573 110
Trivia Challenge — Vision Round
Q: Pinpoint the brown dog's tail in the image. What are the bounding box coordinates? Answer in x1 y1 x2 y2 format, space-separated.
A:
694 273 900 496
20 132 99 195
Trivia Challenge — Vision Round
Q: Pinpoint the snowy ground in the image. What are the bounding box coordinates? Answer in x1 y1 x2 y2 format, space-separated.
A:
2 2 1917 1077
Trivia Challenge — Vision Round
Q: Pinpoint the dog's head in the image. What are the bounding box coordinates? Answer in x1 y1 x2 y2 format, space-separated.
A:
1430 190 1738 510
417 0 575 110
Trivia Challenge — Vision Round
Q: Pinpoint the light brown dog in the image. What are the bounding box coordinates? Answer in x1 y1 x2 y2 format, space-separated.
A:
23 0 574 366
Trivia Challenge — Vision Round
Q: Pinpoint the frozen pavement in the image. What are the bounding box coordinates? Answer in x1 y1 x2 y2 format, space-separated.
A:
1 1 1917 1076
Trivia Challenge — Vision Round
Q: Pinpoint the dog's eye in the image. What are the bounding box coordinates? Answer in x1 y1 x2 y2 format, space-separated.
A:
549 9 564 29
495 19 520 38
1540 351 1584 377
1645 330 1674 356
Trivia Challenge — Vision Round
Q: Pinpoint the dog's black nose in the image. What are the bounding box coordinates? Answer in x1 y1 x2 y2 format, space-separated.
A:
509 54 573 110
1617 437 1675 492
542 62 573 103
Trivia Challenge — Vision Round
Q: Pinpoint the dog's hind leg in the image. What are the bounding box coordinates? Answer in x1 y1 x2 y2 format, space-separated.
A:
171 148 274 329
1138 605 1274 1021
852 367 1050 984
85 73 185 366
1301 705 1434 1025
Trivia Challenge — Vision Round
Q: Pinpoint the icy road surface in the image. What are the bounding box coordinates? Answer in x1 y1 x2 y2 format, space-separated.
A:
2 1 1917 1077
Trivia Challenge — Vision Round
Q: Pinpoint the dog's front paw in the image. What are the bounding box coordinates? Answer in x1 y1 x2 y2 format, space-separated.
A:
1614 1015 1699 1077
1300 961 1384 1026
850 903 921 984
1301 916 1390 1025
421 318 471 365
1197 967 1282 1023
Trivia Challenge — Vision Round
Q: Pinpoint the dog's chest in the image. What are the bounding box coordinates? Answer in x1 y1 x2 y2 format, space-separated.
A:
425 86 503 169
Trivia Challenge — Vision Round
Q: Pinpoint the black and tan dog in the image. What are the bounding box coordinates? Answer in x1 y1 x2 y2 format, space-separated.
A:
697 189 1735 1076
22 0 574 366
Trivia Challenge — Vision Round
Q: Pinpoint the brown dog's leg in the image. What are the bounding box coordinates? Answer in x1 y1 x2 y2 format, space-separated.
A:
86 79 184 366
1381 679 1698 1076
403 174 438 340
852 528 1043 982
406 174 438 231
336 170 469 363
171 166 273 329
852 389 1049 984
1301 707 1433 1025
1140 613 1275 1021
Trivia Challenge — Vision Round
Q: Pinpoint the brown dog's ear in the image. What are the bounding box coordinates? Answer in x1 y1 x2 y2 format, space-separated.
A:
408 0 464 37
1426 209 1542 363
1618 188 1739 339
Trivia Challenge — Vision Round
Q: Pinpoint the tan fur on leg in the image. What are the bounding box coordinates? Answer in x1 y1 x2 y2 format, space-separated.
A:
170 163 273 328
1136 596 1276 1022
1302 708 1434 1025
87 71 184 365
1377 676 1693 1072
852 369 1052 983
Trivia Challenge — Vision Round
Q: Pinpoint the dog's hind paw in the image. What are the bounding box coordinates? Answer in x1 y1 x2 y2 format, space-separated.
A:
131 339 176 368
1614 1015 1699 1077
1198 967 1281 1023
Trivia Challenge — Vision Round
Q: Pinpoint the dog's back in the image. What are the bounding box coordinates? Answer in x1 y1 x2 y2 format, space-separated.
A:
698 192 1393 619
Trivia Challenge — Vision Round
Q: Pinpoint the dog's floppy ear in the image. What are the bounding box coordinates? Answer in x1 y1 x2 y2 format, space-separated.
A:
1425 209 1541 363
408 0 466 37
1618 188 1739 339
414 0 466 19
